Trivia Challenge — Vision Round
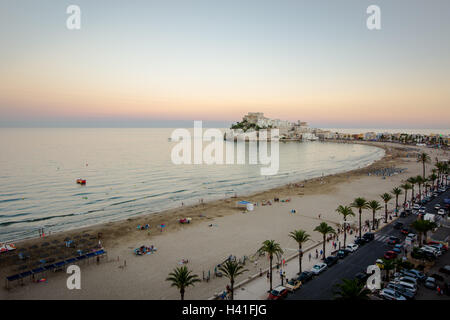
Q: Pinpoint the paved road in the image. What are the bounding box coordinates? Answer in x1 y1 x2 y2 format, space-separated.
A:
288 188 450 300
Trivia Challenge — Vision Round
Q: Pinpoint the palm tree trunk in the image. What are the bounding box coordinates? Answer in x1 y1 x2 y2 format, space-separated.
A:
395 196 399 216
180 288 185 300
423 162 425 180
372 210 376 230
230 280 234 300
404 191 407 208
269 255 273 291
384 203 388 223
298 244 302 274
322 234 326 259
344 224 347 248
359 209 362 239
411 186 414 203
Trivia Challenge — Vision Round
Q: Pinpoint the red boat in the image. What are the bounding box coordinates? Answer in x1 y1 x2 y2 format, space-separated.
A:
76 179 86 185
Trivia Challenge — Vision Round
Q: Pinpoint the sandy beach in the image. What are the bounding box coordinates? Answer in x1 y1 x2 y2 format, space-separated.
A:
1 141 448 300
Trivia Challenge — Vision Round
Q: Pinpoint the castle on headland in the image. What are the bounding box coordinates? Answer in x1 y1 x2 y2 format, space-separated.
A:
228 112 318 141
226 112 450 147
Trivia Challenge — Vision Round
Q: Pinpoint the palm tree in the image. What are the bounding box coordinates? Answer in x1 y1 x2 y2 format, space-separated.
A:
391 187 402 217
351 197 368 239
218 260 248 300
380 193 393 223
258 240 284 291
314 222 336 259
417 152 430 179
429 173 438 191
335 205 355 247
407 177 417 203
411 220 437 247
381 258 400 282
333 278 371 300
166 266 200 300
367 200 382 230
289 230 310 275
400 183 412 208
415 175 424 201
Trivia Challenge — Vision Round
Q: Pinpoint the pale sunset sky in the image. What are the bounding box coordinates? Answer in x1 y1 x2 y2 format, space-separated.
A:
0 0 449 128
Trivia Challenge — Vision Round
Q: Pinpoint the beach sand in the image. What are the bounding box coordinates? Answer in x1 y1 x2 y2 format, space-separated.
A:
1 141 447 299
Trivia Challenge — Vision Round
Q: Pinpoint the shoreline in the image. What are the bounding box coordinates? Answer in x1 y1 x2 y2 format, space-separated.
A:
3 140 441 300
5 142 386 246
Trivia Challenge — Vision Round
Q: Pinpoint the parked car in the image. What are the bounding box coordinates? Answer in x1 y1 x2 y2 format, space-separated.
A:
345 243 359 252
384 250 398 260
297 271 313 283
413 204 421 210
427 241 448 251
363 232 375 242
354 237 367 246
407 233 417 241
400 227 410 235
285 279 302 292
311 263 327 275
406 269 426 281
379 288 407 300
439 265 450 275
398 276 418 286
385 283 415 299
324 255 338 267
424 277 436 289
422 245 442 256
355 272 369 284
267 286 289 300
337 249 350 259
437 209 447 216
430 273 444 282
393 222 403 229
392 247 402 254
434 204 441 210
387 236 401 245
391 280 417 294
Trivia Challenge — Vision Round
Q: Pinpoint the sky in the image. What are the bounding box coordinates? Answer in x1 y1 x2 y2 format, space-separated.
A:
0 0 449 128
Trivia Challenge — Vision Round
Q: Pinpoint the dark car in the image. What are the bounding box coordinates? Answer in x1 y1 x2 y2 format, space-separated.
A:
363 232 375 242
393 222 403 230
324 255 338 267
297 271 313 283
430 273 444 282
337 249 350 259
388 236 401 245
355 272 369 284
439 265 450 275
354 237 367 246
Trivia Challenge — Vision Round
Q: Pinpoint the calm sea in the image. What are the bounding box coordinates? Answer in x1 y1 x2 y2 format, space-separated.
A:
0 128 385 242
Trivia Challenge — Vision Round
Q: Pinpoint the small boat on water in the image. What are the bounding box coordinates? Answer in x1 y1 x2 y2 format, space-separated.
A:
76 179 86 185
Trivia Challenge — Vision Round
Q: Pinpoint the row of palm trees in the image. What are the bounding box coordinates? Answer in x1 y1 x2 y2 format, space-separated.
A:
166 153 447 299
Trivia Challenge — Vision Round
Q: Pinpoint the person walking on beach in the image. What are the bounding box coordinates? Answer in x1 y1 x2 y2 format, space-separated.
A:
309 252 311 262
315 249 318 259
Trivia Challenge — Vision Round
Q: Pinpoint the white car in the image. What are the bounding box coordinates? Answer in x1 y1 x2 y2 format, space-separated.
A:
379 288 407 300
418 208 426 214
413 204 421 210
407 233 417 241
434 204 441 210
345 243 359 252
422 245 442 256
438 209 446 216
310 263 327 275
